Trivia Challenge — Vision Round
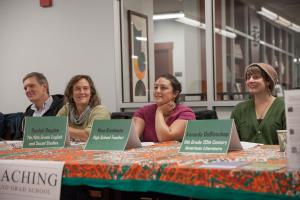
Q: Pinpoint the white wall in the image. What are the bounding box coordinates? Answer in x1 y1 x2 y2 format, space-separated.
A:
154 20 186 91
0 0 118 113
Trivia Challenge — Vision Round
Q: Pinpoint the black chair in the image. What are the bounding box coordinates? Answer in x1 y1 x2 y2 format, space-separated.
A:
0 112 5 140
194 110 218 120
3 112 24 140
111 112 134 119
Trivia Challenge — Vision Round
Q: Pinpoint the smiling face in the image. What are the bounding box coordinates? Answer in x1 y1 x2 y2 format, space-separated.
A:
23 76 48 105
245 67 269 95
72 78 91 108
153 77 177 106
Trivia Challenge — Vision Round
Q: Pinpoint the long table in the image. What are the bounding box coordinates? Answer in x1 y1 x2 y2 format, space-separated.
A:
0 142 299 200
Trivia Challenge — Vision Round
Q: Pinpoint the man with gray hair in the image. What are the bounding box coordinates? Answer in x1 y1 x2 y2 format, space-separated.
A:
22 72 64 117
10 72 64 139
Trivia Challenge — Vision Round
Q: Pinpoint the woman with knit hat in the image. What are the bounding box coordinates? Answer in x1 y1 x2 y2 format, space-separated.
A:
231 63 286 144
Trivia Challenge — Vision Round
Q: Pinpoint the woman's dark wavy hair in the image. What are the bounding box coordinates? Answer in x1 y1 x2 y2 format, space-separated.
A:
64 75 100 108
158 74 182 104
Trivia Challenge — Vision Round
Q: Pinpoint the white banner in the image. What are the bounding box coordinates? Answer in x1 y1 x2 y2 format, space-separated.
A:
0 159 65 200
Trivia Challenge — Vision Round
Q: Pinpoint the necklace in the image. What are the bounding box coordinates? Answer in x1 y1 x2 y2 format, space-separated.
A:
256 96 275 120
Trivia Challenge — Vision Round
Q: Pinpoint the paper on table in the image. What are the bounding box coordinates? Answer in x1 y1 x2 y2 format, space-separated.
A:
142 142 155 147
240 141 262 149
241 162 285 171
0 141 10 150
4 140 23 149
200 161 249 169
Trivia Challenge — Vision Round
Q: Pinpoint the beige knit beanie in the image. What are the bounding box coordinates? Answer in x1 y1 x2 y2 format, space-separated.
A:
245 63 278 89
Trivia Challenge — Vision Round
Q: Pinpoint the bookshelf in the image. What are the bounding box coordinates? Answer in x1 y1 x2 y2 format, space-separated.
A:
217 0 295 101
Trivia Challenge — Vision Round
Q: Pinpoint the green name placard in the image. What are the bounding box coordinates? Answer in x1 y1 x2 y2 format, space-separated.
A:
23 116 68 149
179 119 242 154
85 119 141 151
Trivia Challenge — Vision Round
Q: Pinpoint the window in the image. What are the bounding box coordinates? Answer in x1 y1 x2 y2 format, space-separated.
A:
119 0 300 110
120 0 207 104
214 0 298 102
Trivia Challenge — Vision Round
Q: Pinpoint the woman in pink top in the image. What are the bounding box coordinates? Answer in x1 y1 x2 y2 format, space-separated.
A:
134 74 195 142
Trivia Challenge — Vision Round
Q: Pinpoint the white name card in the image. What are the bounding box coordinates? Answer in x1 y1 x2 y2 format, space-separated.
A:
0 159 65 200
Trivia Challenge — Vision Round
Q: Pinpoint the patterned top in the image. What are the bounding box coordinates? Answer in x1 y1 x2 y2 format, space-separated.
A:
57 104 110 134
134 104 196 142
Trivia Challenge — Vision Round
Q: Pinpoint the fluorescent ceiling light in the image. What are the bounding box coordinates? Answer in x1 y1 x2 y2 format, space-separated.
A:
176 17 205 29
176 16 236 39
257 7 277 20
257 7 300 33
153 12 184 20
135 36 147 41
290 23 300 33
215 28 237 39
155 12 236 39
277 16 291 27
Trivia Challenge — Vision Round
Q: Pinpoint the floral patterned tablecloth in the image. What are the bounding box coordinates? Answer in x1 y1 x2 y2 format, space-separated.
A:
0 141 299 199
